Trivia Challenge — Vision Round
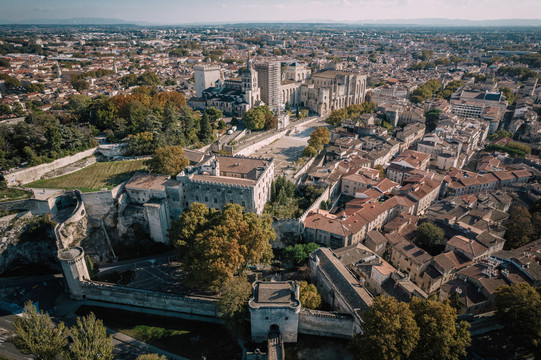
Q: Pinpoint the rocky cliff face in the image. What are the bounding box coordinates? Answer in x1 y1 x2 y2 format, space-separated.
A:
0 212 60 275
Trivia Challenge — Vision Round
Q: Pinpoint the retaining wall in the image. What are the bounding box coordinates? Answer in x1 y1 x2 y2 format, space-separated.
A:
234 130 287 157
298 309 355 339
80 183 125 220
0 197 57 216
5 147 98 186
81 281 219 318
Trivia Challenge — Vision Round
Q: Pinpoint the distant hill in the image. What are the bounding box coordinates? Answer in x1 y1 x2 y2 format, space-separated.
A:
0 17 149 25
352 18 541 27
0 17 540 27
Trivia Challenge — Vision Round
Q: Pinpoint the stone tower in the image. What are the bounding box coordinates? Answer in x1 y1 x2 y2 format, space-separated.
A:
58 246 90 300
249 280 301 342
194 64 222 98
242 58 261 108
113 60 118 74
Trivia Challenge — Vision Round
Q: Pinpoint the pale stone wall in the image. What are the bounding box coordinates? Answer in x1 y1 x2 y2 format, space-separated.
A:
5 147 98 186
0 197 57 216
143 200 170 243
81 282 219 318
234 130 287 157
79 190 116 219
298 309 355 339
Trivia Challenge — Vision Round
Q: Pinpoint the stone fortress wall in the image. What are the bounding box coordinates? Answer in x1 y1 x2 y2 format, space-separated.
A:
5 147 98 186
298 309 355 339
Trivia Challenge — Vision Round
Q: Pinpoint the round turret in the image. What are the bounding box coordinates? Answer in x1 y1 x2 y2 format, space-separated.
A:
58 246 90 300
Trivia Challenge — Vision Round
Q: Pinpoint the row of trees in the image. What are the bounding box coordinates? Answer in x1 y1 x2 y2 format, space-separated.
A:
120 71 162 88
485 142 531 158
349 295 471 360
410 79 463 104
13 302 114 360
0 111 97 169
13 301 169 360
75 90 216 151
327 101 377 126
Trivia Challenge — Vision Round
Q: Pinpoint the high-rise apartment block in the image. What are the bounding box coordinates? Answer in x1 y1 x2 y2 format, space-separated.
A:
256 61 282 109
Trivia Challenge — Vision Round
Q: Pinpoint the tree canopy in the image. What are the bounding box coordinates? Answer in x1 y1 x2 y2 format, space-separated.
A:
504 206 535 248
299 281 322 310
67 312 114 360
243 105 274 131
169 203 275 291
149 145 189 176
496 283 541 355
349 295 470 360
308 127 330 151
349 295 420 360
284 243 319 265
327 102 376 126
13 301 68 360
416 222 445 251
409 297 471 360
217 276 253 337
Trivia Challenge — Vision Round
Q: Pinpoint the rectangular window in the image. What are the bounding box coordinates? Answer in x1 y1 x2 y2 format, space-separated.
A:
205 197 208 202
214 198 217 203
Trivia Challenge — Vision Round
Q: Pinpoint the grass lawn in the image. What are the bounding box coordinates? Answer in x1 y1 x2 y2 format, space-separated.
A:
77 306 242 360
0 187 32 203
27 159 148 193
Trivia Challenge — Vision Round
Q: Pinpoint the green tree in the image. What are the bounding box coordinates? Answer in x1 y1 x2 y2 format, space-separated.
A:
149 145 189 176
496 283 541 355
67 312 114 360
409 297 471 360
0 104 12 116
25 83 45 93
327 108 349 126
348 295 420 360
504 206 534 248
217 276 252 337
425 109 441 132
204 107 223 123
243 105 272 131
198 114 214 144
308 127 330 151
500 87 515 105
417 222 444 250
302 145 317 158
0 74 22 89
299 281 322 309
71 78 90 92
120 74 138 88
13 301 68 360
138 71 161 86
285 243 319 265
125 132 159 155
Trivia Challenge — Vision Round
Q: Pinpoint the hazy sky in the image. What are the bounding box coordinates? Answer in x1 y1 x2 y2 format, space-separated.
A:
1 0 541 23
